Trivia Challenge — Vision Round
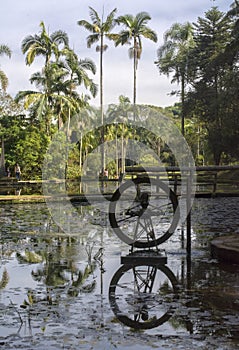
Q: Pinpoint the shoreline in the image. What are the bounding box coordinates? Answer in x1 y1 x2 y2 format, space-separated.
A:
211 234 239 265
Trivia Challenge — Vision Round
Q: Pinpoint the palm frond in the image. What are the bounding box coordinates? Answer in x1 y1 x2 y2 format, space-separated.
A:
0 44 12 58
39 21 47 34
21 35 39 53
135 12 151 28
89 6 101 26
106 33 119 41
89 81 98 98
116 14 133 27
140 27 158 42
15 90 41 104
103 8 117 32
22 38 47 65
78 58 97 74
53 93 77 111
82 75 98 97
25 43 41 65
86 33 100 48
51 30 69 46
77 20 95 33
29 71 45 88
115 30 131 46
35 94 48 120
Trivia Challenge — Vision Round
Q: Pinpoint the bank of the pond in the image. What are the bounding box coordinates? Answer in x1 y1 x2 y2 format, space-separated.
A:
211 234 239 265
0 193 113 203
0 195 47 203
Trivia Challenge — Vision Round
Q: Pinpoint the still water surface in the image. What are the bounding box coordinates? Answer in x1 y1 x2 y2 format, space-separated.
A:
0 197 238 349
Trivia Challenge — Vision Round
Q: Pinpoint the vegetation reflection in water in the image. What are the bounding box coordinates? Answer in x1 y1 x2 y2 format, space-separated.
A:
0 199 238 349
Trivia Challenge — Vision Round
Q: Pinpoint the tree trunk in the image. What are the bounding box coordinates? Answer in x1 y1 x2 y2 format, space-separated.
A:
100 33 105 173
181 74 185 136
0 139 5 177
133 37 137 110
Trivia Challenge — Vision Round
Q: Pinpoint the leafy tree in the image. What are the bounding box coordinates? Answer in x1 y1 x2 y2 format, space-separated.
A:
0 92 27 171
217 63 239 161
0 44 11 91
155 22 195 136
223 0 239 65
0 93 50 180
188 7 233 164
115 12 158 107
15 125 50 179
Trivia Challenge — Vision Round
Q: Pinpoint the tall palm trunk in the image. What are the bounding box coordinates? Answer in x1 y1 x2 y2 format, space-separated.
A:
133 36 137 107
181 74 185 136
100 33 105 173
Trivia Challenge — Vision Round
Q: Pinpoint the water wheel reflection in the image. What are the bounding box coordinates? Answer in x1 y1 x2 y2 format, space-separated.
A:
109 262 179 329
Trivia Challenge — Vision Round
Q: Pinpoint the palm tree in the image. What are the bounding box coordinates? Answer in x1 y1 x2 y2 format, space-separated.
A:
21 24 97 134
0 44 11 91
62 48 97 100
107 95 134 173
0 44 11 176
115 12 157 107
15 63 75 134
22 21 69 102
57 48 98 133
15 59 93 135
155 22 195 136
21 21 70 133
21 21 69 68
77 7 117 171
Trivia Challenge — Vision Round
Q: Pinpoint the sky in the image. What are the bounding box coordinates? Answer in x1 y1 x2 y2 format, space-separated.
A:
0 0 232 107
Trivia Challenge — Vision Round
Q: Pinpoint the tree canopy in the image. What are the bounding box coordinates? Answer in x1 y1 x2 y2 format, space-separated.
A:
0 2 239 180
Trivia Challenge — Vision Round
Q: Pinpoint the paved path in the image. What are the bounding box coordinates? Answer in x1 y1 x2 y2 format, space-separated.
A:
211 234 239 265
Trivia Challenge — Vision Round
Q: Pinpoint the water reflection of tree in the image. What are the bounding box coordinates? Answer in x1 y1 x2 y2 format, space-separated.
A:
12 237 103 337
0 267 9 289
15 237 101 304
171 256 239 337
33 239 98 297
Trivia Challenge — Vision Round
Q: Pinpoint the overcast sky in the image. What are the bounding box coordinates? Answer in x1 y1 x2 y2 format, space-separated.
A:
0 0 231 107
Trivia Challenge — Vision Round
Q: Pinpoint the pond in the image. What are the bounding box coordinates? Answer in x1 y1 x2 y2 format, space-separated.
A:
0 197 238 349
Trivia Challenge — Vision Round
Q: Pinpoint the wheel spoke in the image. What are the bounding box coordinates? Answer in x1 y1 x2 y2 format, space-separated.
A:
109 177 179 248
109 264 179 329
